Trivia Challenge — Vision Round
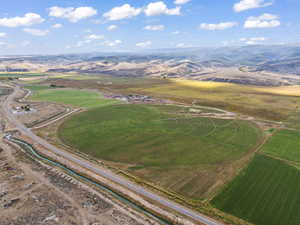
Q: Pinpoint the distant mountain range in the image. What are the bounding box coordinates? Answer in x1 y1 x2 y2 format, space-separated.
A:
1 45 300 86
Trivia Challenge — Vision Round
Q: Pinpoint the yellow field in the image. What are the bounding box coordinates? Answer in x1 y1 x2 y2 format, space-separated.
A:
255 85 300 96
173 79 300 96
129 79 300 121
172 79 234 89
50 74 99 80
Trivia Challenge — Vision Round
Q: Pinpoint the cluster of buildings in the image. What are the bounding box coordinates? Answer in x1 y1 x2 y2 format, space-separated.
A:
105 94 156 103
12 104 35 114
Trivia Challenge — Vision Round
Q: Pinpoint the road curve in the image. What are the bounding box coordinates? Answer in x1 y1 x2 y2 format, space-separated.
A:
2 84 222 225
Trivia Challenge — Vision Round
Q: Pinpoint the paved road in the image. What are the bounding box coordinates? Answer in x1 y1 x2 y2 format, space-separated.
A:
2 84 222 225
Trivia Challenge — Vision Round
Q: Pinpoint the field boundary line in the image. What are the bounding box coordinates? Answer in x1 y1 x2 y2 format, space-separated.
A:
258 152 300 168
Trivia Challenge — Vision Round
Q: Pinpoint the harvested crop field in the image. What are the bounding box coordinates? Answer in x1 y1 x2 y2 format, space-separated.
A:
58 104 262 199
212 154 300 225
129 79 300 121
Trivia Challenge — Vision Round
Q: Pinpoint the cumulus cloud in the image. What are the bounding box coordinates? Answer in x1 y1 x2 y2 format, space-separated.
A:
107 25 118 31
74 34 106 48
102 40 122 47
23 28 49 36
144 25 165 31
0 32 7 38
76 40 89 48
176 43 193 48
174 0 191 5
240 37 268 44
234 0 272 12
0 13 44 27
21 40 31 47
49 6 97 23
244 13 280 28
103 4 142 21
136 41 152 48
144 2 181 16
176 43 186 48
85 34 105 40
200 22 238 30
52 23 63 29
103 2 181 20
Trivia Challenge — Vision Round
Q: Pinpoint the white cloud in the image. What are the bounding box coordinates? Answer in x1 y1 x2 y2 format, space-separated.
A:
0 41 7 46
144 25 165 31
85 34 105 40
240 37 268 44
49 6 97 23
245 40 259 45
103 4 142 21
23 28 49 36
234 0 272 12
102 40 122 47
52 23 63 29
244 13 280 28
75 34 106 48
145 2 181 16
174 0 191 5
107 25 118 31
0 13 44 27
76 39 92 47
250 37 267 41
136 41 152 48
176 43 193 48
172 31 181 35
222 41 231 46
21 41 31 47
200 22 238 30
176 43 186 48
0 32 7 38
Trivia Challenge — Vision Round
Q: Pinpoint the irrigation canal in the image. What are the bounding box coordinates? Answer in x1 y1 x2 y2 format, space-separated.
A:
5 135 171 225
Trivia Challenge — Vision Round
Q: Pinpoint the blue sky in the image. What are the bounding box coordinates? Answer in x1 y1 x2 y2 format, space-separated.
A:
0 0 299 54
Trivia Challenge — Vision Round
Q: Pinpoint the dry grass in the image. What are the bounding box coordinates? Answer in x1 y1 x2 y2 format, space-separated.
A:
254 85 300 96
168 79 300 97
33 76 300 121
172 79 234 89
128 79 300 121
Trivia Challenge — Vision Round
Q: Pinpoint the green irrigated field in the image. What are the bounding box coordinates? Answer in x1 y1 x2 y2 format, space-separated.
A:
261 129 300 164
30 88 119 109
212 154 300 225
58 104 262 199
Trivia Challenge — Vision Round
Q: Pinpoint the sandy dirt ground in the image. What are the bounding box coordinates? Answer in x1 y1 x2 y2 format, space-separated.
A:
0 87 158 225
10 88 69 128
0 140 157 225
14 102 67 128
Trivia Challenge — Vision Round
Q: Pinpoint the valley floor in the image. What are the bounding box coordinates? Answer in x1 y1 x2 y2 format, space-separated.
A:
2 73 300 225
